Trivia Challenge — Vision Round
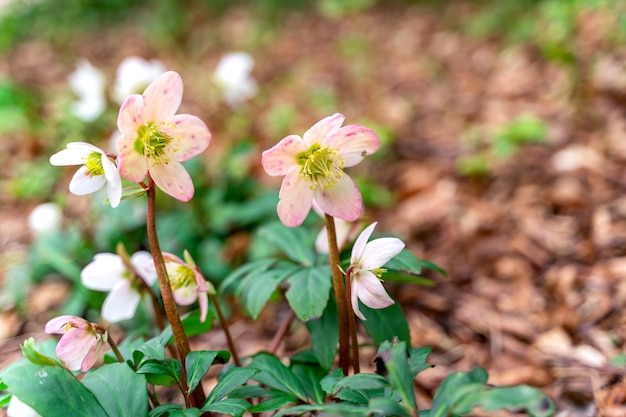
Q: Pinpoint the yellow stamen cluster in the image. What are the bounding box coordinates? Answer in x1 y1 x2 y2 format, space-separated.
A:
167 264 195 290
134 121 175 165
84 152 105 177
296 143 344 190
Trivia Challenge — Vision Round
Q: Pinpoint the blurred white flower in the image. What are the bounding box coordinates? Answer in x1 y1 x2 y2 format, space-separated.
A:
27 202 62 236
213 52 258 109
7 396 41 417
112 56 165 104
68 59 106 122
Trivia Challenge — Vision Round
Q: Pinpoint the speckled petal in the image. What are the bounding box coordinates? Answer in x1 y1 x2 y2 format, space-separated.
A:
302 113 345 147
262 134 306 176
142 71 183 121
117 94 144 136
314 174 362 222
160 114 211 162
149 160 194 202
277 168 314 227
326 124 380 167
117 134 149 183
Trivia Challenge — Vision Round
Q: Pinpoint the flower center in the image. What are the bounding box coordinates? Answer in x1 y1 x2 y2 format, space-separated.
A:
134 121 173 164
167 264 195 290
84 152 104 177
296 143 344 190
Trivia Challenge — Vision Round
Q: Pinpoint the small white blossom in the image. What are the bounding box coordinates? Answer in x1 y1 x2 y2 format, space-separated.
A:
213 52 258 109
68 59 106 122
27 202 62 236
112 56 165 104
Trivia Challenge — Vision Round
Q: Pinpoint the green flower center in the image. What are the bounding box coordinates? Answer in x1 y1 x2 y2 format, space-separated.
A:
167 264 195 290
296 143 344 190
84 152 105 177
134 121 173 164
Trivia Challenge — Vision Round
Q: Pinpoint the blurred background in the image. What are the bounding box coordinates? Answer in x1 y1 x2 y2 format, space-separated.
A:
1 0 626 415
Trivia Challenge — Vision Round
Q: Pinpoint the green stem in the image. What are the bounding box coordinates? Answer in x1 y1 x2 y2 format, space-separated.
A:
209 293 241 367
345 269 360 374
145 177 206 408
324 214 350 375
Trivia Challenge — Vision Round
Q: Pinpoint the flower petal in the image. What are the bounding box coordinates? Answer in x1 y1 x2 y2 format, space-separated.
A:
81 253 124 291
354 270 395 310
117 94 145 136
277 168 314 227
302 113 345 147
131 251 157 285
80 337 105 372
101 280 140 322
160 114 211 162
45 315 89 335
361 237 405 270
173 286 197 306
314 174 363 222
351 222 377 265
351 279 366 320
57 327 97 371
149 160 195 201
117 134 149 183
69 166 106 195
101 156 122 208
198 292 209 323
142 71 183 122
262 134 306 176
326 124 380 167
49 142 100 166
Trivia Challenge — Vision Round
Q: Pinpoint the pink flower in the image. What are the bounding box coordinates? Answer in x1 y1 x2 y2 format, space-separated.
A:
81 252 157 323
44 315 106 372
262 113 380 227
163 253 211 322
348 222 404 320
116 71 211 201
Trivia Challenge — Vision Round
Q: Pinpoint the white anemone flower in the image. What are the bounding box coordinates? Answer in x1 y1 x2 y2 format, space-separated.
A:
112 56 165 104
348 222 404 320
49 142 122 208
213 52 258 109
7 396 41 417
27 202 62 236
81 251 157 323
68 59 106 122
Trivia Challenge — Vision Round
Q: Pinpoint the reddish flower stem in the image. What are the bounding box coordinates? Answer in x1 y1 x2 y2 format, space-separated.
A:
269 309 296 355
345 268 360 374
325 214 350 375
209 293 241 367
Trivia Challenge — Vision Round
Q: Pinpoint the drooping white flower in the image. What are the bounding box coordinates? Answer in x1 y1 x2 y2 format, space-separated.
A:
27 202 62 236
213 52 258 109
49 142 122 208
112 56 165 104
348 222 404 320
68 59 106 122
7 395 42 417
81 251 157 322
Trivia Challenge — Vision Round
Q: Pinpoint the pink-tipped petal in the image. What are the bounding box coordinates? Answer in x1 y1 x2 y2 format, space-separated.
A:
45 315 89 335
142 71 183 121
351 279 366 320
117 135 149 183
302 113 345 147
80 338 105 372
355 270 395 310
261 134 306 176
69 166 106 195
351 222 377 264
276 169 314 227
81 254 124 291
117 94 144 135
198 292 209 323
101 280 140 322
149 160 194 201
56 327 97 371
326 125 380 167
361 237 405 270
314 174 362 222
160 114 211 162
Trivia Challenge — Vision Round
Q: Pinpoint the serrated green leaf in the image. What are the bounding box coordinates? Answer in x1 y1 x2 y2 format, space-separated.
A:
385 342 416 410
205 367 260 404
186 350 230 393
132 337 167 368
410 347 433 377
249 353 308 401
0 361 108 417
242 262 299 319
201 398 251 417
360 300 410 346
257 222 316 266
291 361 326 404
82 363 148 417
285 265 331 321
136 358 181 387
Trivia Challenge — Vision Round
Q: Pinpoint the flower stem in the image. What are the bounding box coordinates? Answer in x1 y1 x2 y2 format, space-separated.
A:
146 178 206 408
345 269 360 374
106 333 125 364
269 309 296 355
324 214 350 375
209 293 241 367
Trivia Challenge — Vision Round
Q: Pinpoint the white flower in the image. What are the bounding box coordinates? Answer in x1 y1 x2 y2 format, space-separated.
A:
7 396 41 417
81 252 157 322
49 142 122 208
68 59 106 122
27 202 62 236
213 52 258 109
348 222 404 320
112 56 165 104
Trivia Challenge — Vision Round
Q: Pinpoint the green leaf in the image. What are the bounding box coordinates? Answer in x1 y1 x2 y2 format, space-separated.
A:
273 402 368 417
186 350 230 393
456 385 555 417
219 259 277 295
228 385 287 399
133 337 167 368
410 347 433 377
248 394 298 413
320 368 344 394
20 337 60 366
360 300 411 346
0 361 108 417
82 363 148 417
385 249 446 276
257 222 316 266
149 403 183 417
368 397 413 417
330 373 389 394
285 265 331 321
205 367 260 404
201 398 251 417
119 184 147 201
430 367 489 417
291 361 326 404
385 342 416 410
160 309 216 345
249 353 308 401
305 295 339 370
136 358 182 387
241 262 299 319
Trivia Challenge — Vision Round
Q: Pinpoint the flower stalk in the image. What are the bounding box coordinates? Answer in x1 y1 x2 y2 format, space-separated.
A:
209 293 241 367
344 269 360 374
